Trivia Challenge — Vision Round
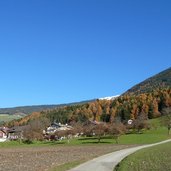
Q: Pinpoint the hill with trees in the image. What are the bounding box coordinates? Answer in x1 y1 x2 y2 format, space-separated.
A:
124 67 171 95
6 87 171 127
4 67 171 127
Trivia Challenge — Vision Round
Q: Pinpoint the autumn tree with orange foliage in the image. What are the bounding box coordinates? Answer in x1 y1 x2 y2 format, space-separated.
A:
7 88 171 128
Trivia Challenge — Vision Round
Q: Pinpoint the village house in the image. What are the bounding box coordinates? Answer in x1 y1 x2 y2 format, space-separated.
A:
8 126 26 141
0 127 9 142
45 122 73 134
44 122 73 140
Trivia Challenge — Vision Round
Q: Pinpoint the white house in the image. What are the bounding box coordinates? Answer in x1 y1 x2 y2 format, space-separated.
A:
45 122 73 134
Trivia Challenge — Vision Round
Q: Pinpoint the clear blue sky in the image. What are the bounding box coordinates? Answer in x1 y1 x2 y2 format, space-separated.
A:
0 0 171 108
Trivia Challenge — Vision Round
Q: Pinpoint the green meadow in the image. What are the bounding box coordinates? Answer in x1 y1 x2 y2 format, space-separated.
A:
114 117 171 171
115 141 171 171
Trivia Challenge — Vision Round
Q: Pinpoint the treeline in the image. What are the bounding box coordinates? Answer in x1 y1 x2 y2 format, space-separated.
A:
124 67 171 95
42 87 171 123
6 88 171 127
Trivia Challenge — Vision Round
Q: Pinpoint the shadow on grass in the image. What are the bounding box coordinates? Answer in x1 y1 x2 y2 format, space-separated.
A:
78 136 113 141
82 141 113 144
42 141 65 145
78 137 97 141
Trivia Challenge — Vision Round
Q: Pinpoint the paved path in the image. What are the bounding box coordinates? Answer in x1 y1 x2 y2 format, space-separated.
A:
69 139 171 171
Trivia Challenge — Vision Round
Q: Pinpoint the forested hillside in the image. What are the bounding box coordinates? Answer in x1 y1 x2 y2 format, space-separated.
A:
7 88 171 127
42 88 171 123
125 67 171 95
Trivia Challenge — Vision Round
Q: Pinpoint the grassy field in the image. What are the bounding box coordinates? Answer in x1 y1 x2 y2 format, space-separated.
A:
115 141 171 171
119 126 168 144
0 114 23 123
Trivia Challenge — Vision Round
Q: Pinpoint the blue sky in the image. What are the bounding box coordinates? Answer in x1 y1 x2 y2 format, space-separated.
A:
0 0 171 108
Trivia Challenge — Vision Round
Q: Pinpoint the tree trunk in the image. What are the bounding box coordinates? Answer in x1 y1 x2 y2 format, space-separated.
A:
98 136 101 143
168 128 170 135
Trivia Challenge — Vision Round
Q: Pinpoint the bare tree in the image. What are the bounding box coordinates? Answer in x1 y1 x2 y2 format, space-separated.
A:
132 115 149 134
92 123 108 143
83 124 94 137
70 122 83 137
23 118 50 142
161 107 171 135
55 129 74 143
108 122 126 144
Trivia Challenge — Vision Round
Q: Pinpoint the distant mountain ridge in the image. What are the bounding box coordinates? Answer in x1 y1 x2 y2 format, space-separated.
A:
124 67 171 95
0 96 121 116
0 99 95 115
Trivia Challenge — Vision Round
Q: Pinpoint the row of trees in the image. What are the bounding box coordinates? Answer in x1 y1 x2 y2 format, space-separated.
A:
21 116 149 143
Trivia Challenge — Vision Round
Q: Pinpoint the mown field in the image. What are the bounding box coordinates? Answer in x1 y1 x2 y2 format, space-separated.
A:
115 141 171 171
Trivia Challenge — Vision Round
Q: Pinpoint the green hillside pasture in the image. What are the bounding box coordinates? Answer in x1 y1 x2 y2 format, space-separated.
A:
118 117 169 144
115 141 171 171
0 114 23 123
119 127 168 144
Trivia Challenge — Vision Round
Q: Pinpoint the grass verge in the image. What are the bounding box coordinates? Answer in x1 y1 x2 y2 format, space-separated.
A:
115 141 171 171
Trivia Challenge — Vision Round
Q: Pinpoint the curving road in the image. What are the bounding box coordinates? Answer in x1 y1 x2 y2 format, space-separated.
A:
69 139 171 171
